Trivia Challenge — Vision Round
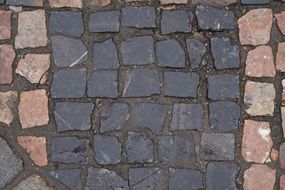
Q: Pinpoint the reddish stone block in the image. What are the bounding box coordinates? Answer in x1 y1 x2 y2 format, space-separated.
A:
275 12 285 35
277 42 285 72
0 45 15 84
0 11 12 40
49 0 82 8
0 91 17 126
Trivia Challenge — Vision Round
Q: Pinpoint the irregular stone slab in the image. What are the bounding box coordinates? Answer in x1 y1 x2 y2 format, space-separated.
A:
54 102 94 132
121 36 155 65
16 10 47 49
51 35 87 67
169 169 203 190
50 68 87 98
280 143 285 168
164 71 199 98
161 10 192 34
93 39 119 70
206 162 239 190
13 175 51 190
242 120 272 163
100 103 129 132
243 164 276 190
51 137 88 164
93 135 121 164
49 11 84 37
131 103 167 134
186 38 206 69
200 133 235 160
49 0 82 8
0 45 15 84
210 37 240 69
17 136 47 166
277 42 285 72
86 167 128 190
192 0 237 6
86 0 111 8
16 54 50 84
196 5 235 30
276 12 285 35
238 9 273 45
49 169 82 190
245 45 275 77
209 101 240 132
18 89 49 129
125 132 154 163
244 81 275 116
241 0 269 4
156 39 185 68
89 11 120 32
0 11 11 40
122 6 156 28
170 103 203 131
6 0 43 6
160 0 187 4
0 91 17 126
123 68 160 97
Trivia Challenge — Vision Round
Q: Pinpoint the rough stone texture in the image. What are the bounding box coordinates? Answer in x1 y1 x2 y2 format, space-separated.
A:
160 0 187 4
49 169 82 190
206 162 239 190
16 10 47 49
280 143 285 168
0 91 17 126
122 6 156 28
0 11 11 40
282 107 285 137
16 54 50 84
196 5 235 30
242 120 273 163
243 164 276 190
54 102 94 132
186 38 206 69
200 133 235 160
277 42 285 72
161 10 192 34
270 148 278 161
85 0 111 8
281 175 285 190
238 9 273 45
18 89 49 129
244 81 275 116
86 167 128 190
49 0 82 8
7 0 43 6
276 12 285 35
89 11 120 33
245 45 275 77
169 169 203 190
192 0 236 5
0 45 15 84
241 0 269 4
210 37 240 69
13 175 51 190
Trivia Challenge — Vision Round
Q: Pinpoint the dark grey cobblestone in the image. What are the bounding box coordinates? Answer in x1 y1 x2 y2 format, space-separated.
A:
0 0 5 4
49 169 82 190
89 11 120 33
241 0 269 4
169 168 203 190
6 0 41 6
186 38 207 69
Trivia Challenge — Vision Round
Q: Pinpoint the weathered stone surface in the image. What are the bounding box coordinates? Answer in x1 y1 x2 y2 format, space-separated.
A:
49 0 82 8
0 11 11 40
86 0 111 7
89 11 120 32
13 175 51 190
16 10 47 49
160 0 187 4
241 0 269 4
270 148 278 161
242 120 273 163
276 12 285 35
277 42 285 72
86 167 128 190
19 89 49 129
192 0 237 6
0 91 17 126
280 143 285 168
161 10 192 34
186 38 206 69
125 0 148 2
54 102 94 132
281 175 285 190
122 6 156 28
244 81 275 116
243 164 276 190
6 0 43 6
245 46 275 77
238 9 273 45
282 107 285 137
169 169 203 190
0 45 15 84
49 169 82 190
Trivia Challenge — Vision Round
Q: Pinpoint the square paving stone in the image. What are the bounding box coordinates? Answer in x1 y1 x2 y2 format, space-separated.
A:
170 103 203 131
49 169 82 190
93 135 121 165
210 37 240 70
93 39 119 70
209 101 240 132
51 68 87 98
89 11 120 33
161 10 193 34
156 39 185 68
164 71 199 98
54 102 94 132
125 132 154 163
169 169 203 190
51 137 89 164
121 36 155 65
158 135 196 165
208 74 240 100
49 11 84 38
200 133 235 160
122 6 156 28
186 38 206 69
87 70 118 98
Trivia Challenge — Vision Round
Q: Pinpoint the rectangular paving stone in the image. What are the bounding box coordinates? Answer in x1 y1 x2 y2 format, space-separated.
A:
160 0 188 4
89 11 120 33
169 169 203 190
49 0 82 8
241 0 269 4
161 10 192 34
0 45 15 85
6 0 43 6
0 11 11 40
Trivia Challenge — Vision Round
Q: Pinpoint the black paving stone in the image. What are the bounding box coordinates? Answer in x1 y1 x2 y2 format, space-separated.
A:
49 11 84 37
170 103 203 131
200 133 235 161
50 68 87 98
169 169 203 190
209 101 240 132
196 5 235 30
93 135 121 165
89 11 120 33
125 132 154 163
49 169 82 190
241 0 269 4
161 10 193 34
186 38 206 69
54 102 94 132
156 39 185 68
121 36 155 65
86 167 128 190
206 162 239 190
87 70 118 98
164 71 199 98
210 37 240 70
50 137 89 164
93 39 119 70
122 6 156 28
6 0 40 6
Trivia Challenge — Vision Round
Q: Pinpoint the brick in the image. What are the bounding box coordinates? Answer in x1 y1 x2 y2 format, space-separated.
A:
276 12 285 35
49 169 82 190
49 0 82 8
277 42 285 72
0 11 11 40
241 0 269 4
160 0 188 4
0 91 17 126
161 10 192 34
280 143 285 168
186 38 206 69
89 11 120 32
13 175 51 190
0 45 15 84
6 0 43 6
169 169 203 190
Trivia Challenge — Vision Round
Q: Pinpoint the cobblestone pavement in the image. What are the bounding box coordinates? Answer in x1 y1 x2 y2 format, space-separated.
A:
0 0 285 189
